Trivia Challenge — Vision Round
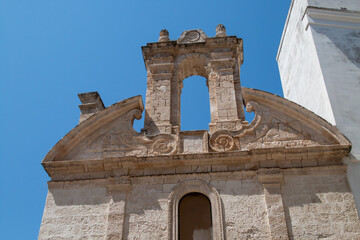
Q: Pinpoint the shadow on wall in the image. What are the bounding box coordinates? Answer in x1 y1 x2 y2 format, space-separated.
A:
312 26 360 70
281 173 354 239
47 172 355 239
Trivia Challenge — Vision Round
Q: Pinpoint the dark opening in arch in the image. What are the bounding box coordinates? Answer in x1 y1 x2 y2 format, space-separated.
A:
180 76 210 131
179 192 212 240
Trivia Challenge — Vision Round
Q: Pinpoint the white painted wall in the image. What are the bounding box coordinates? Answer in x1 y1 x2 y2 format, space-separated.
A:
307 0 360 11
277 0 360 214
277 0 336 124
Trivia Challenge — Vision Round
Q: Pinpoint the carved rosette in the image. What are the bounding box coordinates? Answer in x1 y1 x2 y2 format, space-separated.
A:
150 134 177 155
209 130 235 152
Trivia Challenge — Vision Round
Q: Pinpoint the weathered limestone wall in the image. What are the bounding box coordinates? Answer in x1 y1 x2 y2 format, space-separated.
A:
39 184 109 239
277 0 360 214
39 167 360 239
122 173 271 239
282 171 360 239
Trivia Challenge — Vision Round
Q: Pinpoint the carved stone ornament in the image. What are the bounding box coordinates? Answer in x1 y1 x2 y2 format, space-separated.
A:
158 29 170 42
177 29 208 44
42 96 178 162
209 88 350 152
150 134 177 155
215 24 227 37
209 130 235 152
42 88 350 162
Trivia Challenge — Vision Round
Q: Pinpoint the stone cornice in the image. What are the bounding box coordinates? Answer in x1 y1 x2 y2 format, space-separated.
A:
304 6 360 30
42 144 350 181
141 36 244 67
277 4 360 60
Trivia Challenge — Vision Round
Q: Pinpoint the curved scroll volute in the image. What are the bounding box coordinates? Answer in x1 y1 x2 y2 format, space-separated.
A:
209 88 350 152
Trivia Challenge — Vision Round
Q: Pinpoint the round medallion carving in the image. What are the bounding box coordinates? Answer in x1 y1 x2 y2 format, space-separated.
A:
209 130 235 152
185 30 200 42
151 134 177 155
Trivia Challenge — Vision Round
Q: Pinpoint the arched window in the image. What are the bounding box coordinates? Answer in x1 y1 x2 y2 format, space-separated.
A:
180 76 210 131
179 193 212 240
168 180 224 240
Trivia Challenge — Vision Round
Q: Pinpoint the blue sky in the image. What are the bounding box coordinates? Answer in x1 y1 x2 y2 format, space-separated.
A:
0 1 289 239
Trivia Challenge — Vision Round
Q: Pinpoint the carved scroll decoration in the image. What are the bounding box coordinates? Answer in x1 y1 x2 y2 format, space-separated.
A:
209 100 327 152
62 108 178 160
209 130 235 152
150 134 177 155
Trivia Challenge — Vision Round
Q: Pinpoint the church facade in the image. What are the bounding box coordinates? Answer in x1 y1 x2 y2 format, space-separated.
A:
39 3 360 239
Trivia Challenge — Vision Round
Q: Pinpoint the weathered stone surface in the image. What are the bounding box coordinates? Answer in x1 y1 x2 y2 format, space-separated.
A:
282 172 360 239
78 92 105 124
41 87 350 167
40 167 360 239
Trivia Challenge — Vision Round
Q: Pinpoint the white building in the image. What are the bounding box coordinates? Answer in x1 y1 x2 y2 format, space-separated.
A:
277 0 360 213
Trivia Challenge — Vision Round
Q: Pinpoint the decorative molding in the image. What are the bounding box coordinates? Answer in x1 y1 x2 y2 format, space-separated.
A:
305 7 360 30
277 4 360 60
42 88 351 181
167 180 224 240
150 134 178 155
209 88 350 152
177 29 208 44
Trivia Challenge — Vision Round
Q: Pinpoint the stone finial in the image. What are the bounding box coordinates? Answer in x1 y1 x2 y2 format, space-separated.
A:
158 29 170 42
215 24 227 37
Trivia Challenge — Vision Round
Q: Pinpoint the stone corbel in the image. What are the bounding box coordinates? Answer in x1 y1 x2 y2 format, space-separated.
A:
258 169 289 240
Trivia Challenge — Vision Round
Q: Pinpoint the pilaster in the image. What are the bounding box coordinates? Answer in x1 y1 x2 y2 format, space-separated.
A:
105 183 130 240
259 169 289 240
144 56 174 135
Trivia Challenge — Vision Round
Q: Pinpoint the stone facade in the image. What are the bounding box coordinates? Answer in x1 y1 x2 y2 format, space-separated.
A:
40 25 360 239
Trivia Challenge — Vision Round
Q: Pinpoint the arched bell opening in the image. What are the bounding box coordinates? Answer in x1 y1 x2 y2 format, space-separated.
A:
171 53 214 132
180 75 210 131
